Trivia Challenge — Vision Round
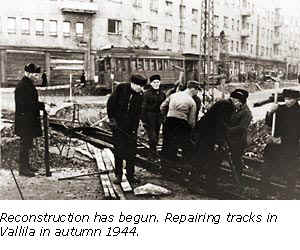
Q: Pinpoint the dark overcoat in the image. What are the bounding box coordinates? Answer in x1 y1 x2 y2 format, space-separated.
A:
107 83 143 132
141 88 166 125
264 103 300 169
227 104 252 149
15 76 43 138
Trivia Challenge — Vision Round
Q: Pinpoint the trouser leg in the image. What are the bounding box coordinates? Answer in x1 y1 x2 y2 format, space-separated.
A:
145 126 157 157
161 118 178 160
19 136 33 172
260 162 273 199
114 154 123 180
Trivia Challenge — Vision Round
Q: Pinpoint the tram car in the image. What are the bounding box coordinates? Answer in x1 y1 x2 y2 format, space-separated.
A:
96 47 200 90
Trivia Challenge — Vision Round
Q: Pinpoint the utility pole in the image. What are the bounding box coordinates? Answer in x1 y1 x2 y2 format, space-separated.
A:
199 0 215 104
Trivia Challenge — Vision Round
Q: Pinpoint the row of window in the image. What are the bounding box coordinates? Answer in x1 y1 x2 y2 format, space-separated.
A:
102 57 184 73
0 17 84 37
108 19 198 48
111 0 199 21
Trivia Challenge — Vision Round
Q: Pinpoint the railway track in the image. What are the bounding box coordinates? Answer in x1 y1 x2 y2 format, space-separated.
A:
49 122 300 200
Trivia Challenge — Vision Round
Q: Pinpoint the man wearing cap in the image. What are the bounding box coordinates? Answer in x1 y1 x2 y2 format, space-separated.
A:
15 63 45 177
261 88 300 199
227 89 252 178
107 74 147 185
192 98 236 193
141 74 166 160
160 80 200 161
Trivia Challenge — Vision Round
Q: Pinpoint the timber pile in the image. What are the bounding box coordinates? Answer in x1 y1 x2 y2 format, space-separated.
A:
90 145 130 200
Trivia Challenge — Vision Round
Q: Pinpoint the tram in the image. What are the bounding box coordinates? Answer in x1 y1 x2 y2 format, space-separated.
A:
96 47 200 89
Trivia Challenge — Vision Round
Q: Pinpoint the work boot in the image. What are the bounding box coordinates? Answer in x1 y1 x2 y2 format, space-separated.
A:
19 168 35 177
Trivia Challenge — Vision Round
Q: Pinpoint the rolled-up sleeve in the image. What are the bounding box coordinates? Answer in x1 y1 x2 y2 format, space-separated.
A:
188 101 196 128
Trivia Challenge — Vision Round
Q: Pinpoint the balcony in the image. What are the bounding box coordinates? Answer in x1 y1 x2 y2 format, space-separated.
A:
241 6 251 17
60 1 98 14
240 28 250 38
273 36 282 45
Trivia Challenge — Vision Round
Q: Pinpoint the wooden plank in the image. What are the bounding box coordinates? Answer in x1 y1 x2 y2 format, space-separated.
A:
101 149 126 200
102 173 116 199
103 148 132 192
91 145 112 199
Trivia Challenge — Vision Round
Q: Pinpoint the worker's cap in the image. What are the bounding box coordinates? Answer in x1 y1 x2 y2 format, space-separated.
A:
282 89 300 99
230 89 249 103
150 74 161 82
131 74 147 86
187 80 202 90
24 63 41 73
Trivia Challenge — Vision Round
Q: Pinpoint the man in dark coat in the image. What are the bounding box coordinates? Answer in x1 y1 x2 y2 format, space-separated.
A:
80 71 86 86
261 89 300 199
141 74 166 160
227 89 252 177
42 71 48 87
192 99 235 193
107 74 147 184
15 63 45 177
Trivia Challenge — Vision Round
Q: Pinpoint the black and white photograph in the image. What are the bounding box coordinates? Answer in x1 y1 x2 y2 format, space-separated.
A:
1 0 300 200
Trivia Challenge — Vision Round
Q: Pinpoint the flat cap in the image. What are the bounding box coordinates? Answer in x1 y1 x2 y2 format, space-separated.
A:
150 74 161 82
282 89 300 99
230 89 249 103
130 74 147 86
24 63 41 73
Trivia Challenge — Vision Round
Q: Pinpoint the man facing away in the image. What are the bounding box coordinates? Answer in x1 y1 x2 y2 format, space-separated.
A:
15 63 45 177
160 80 200 161
141 74 166 161
107 74 147 185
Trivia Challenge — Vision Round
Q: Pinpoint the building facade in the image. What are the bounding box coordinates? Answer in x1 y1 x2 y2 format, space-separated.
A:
0 0 300 86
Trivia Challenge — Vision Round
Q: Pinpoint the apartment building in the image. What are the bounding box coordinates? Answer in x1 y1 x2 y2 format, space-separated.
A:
0 0 202 86
0 0 299 86
0 0 98 86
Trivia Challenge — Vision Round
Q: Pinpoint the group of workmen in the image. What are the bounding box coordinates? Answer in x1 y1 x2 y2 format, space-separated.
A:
106 73 253 191
14 63 300 199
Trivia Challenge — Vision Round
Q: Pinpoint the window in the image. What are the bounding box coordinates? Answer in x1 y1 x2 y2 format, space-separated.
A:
108 19 122 34
7 17 16 34
150 26 158 41
165 29 172 43
223 16 228 29
21 18 30 35
49 20 57 36
237 19 240 31
150 0 158 12
133 0 142 8
251 44 253 54
133 23 141 39
231 40 234 51
180 5 186 19
165 1 173 16
63 21 71 37
236 41 239 52
76 22 84 36
214 15 219 29
179 32 185 46
192 9 198 23
35 19 44 35
232 18 234 30
191 34 197 48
